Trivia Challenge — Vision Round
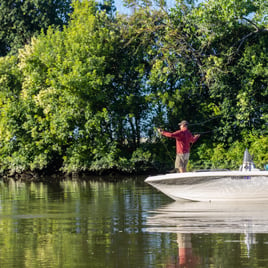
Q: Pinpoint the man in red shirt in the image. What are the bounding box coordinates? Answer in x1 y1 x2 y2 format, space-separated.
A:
158 120 200 173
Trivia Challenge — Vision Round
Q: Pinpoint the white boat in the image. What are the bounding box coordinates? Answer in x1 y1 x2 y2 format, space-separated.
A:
145 149 268 202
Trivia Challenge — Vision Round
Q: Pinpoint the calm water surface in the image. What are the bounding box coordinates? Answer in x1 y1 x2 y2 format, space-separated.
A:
1 177 268 268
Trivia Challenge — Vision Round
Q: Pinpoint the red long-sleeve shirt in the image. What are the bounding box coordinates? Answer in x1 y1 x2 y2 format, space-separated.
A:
161 128 199 154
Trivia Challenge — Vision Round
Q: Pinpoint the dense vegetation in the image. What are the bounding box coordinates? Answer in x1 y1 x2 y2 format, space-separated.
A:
0 0 267 178
0 0 73 56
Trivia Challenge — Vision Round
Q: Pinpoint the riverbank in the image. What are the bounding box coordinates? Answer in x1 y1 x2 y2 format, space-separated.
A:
1 168 160 183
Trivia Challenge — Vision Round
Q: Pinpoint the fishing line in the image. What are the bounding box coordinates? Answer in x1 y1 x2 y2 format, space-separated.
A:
187 115 223 136
188 115 222 127
188 102 267 130
188 113 243 136
192 127 223 135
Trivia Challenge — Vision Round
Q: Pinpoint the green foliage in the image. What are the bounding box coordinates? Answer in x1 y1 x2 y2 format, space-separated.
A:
0 0 73 56
192 133 268 171
0 0 266 177
246 135 268 168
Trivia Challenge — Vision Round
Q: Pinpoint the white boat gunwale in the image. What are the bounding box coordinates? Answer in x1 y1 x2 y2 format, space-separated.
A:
145 170 268 182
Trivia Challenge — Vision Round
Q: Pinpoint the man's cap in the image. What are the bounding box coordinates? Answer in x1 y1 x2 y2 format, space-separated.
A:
178 120 188 126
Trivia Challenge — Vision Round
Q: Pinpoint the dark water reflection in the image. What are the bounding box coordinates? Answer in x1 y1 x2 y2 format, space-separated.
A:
1 178 268 267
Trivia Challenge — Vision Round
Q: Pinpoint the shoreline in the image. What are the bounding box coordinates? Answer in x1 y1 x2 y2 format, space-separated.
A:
1 168 160 183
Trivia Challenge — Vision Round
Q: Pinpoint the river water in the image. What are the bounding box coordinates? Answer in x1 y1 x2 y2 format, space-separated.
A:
1 177 268 268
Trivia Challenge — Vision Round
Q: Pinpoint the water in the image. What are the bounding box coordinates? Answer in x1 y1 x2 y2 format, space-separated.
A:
1 178 268 267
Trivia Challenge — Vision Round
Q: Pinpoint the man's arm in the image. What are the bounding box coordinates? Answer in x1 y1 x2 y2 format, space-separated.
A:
158 128 181 138
191 134 200 143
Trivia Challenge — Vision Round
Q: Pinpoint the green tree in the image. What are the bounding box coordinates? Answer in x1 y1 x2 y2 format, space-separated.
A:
0 0 73 56
0 0 267 176
125 0 267 169
193 0 268 142
0 0 155 175
146 0 267 142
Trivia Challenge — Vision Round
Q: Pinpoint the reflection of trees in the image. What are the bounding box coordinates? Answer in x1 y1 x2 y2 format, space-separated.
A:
0 180 174 267
0 180 96 267
191 232 263 267
1 180 267 267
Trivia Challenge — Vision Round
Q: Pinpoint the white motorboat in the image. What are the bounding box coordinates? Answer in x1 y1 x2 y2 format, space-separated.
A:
145 149 268 201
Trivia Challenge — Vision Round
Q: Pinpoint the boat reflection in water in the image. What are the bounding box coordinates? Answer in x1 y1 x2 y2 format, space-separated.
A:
146 201 268 267
147 201 268 233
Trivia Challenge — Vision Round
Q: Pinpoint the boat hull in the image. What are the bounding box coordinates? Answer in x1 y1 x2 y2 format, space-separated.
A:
145 171 268 201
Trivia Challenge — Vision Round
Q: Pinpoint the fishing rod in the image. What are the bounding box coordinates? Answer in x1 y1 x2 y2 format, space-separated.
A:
188 115 222 127
192 129 219 135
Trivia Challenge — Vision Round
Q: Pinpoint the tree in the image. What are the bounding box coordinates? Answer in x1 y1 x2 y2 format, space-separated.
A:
192 0 268 142
146 0 267 142
124 0 267 168
0 0 73 56
0 0 267 176
0 0 155 175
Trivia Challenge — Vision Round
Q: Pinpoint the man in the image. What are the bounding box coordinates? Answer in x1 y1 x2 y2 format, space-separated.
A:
158 120 200 173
